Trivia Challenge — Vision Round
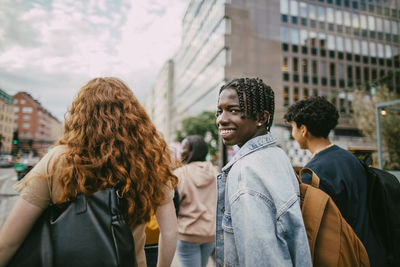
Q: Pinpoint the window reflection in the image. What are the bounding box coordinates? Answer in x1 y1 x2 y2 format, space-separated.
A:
362 41 368 56
352 13 359 28
290 0 298 16
327 35 335 50
300 29 307 45
392 21 398 34
327 8 334 23
369 42 376 57
318 6 325 22
385 45 391 58
281 0 289 14
300 2 307 18
360 15 367 29
344 11 351 27
291 28 299 44
336 36 344 51
345 38 352 52
309 5 316 19
353 39 360 54
368 16 375 30
376 18 383 32
281 27 289 43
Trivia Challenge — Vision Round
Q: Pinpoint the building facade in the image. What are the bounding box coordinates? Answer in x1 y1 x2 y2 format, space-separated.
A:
0 89 14 154
148 0 400 165
145 60 175 143
13 92 63 156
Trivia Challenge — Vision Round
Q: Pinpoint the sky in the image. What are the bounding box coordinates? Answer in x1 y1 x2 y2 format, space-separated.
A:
0 0 187 121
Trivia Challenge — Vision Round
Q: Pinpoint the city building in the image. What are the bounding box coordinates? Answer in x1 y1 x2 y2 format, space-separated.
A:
148 0 400 165
0 89 14 154
13 92 63 156
145 60 175 143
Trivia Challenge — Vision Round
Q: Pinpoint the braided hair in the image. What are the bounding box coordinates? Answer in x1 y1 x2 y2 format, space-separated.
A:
219 77 275 132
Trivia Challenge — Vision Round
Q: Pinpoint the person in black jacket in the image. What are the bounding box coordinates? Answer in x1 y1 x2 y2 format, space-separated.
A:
284 96 386 267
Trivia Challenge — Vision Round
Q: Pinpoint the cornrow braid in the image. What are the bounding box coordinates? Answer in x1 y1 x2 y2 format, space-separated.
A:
219 77 275 131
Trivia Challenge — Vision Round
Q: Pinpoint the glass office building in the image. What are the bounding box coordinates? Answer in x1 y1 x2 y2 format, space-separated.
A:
148 0 399 163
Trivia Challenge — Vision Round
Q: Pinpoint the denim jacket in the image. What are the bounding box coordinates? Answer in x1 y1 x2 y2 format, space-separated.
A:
215 134 312 267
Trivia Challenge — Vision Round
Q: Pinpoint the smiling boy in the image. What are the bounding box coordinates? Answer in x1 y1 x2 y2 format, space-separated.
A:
215 78 311 267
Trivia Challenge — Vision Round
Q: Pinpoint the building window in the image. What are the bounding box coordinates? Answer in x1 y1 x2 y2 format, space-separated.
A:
347 65 353 81
281 0 289 14
283 57 289 72
293 57 299 72
300 2 307 19
23 115 30 120
330 63 336 77
284 87 289 107
303 88 309 99
22 123 30 129
364 67 370 81
340 94 346 114
372 69 378 81
320 61 327 77
302 59 308 73
312 60 318 75
356 66 362 84
22 107 33 113
14 107 19 112
294 87 299 102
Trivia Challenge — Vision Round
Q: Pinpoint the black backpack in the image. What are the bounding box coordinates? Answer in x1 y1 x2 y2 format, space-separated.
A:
361 163 400 266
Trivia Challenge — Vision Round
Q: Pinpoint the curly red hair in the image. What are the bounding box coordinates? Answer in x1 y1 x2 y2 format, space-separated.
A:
51 77 178 228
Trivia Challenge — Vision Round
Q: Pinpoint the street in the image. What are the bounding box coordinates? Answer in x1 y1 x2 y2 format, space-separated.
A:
0 167 18 228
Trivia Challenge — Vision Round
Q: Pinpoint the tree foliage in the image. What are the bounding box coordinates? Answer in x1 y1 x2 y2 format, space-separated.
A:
175 111 218 156
352 85 400 170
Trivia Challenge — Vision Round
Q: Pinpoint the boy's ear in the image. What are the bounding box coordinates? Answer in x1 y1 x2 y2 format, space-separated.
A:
256 111 270 125
300 124 309 137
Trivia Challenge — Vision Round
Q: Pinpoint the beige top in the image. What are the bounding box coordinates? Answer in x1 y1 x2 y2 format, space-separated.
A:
14 145 174 267
174 161 218 243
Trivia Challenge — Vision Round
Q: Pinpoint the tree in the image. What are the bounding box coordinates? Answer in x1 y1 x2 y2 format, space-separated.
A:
352 84 400 170
175 111 219 156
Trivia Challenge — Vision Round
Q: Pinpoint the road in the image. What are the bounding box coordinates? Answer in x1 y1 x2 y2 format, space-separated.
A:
0 167 18 227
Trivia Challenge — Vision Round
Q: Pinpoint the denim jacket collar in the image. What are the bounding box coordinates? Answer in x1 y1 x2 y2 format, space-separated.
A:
221 133 276 173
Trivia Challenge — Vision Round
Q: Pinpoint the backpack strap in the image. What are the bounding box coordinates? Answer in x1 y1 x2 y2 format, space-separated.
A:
300 168 320 188
298 168 329 261
302 185 330 261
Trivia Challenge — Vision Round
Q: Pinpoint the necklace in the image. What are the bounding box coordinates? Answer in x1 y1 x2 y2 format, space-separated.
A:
312 143 334 157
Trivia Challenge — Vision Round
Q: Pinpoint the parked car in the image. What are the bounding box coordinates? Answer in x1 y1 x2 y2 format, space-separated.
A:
15 156 39 180
0 155 13 167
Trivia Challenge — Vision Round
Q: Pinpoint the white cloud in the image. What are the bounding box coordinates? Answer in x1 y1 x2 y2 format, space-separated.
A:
0 0 187 120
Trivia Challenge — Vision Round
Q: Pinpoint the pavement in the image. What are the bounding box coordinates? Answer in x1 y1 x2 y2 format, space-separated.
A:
0 167 18 228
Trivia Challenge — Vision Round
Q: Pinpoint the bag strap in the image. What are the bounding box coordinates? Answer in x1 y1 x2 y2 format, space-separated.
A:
300 168 320 188
301 184 329 261
297 168 329 261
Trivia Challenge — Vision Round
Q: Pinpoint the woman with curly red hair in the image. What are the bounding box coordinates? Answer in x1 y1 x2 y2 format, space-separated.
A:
0 77 178 267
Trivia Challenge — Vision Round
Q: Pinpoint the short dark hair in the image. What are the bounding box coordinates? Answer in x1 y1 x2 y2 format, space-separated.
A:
185 135 208 163
284 96 339 138
219 77 275 132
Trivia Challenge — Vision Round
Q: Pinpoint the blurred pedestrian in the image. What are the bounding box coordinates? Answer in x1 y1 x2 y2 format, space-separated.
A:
0 77 178 267
284 96 386 266
174 135 218 267
215 77 311 266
